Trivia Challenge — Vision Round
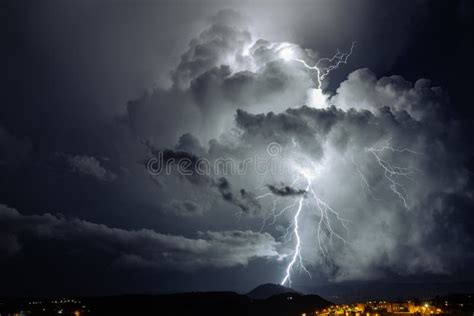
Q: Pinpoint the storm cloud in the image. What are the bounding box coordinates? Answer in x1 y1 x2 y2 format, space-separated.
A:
67 154 117 182
267 185 307 197
135 14 473 280
143 64 472 280
1 1 473 296
0 204 281 270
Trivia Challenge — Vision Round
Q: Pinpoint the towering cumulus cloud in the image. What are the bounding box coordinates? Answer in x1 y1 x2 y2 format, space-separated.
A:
127 9 317 144
0 7 472 292
130 10 472 282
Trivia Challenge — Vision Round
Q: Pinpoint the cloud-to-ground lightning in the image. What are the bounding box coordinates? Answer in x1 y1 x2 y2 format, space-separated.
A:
280 177 311 287
257 162 350 287
259 44 418 286
279 169 350 287
259 140 419 286
273 142 419 286
267 43 356 285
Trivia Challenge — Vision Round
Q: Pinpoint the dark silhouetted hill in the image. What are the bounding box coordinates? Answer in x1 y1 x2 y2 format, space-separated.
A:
0 286 333 316
246 283 299 299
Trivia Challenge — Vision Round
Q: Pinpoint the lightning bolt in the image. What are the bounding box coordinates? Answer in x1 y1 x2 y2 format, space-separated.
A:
257 163 349 287
271 43 356 285
351 140 420 209
277 170 349 287
269 42 414 285
280 177 312 287
279 41 356 89
260 42 420 287
256 141 418 286
351 156 379 201
308 184 350 261
367 141 420 209
268 140 418 286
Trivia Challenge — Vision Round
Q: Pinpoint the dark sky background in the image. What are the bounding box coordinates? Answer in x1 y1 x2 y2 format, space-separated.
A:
1 0 473 300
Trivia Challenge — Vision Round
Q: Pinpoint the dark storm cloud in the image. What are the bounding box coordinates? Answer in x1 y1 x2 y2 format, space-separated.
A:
136 57 473 282
175 133 206 156
163 199 205 217
239 189 262 216
0 204 281 270
1 0 473 295
234 108 325 157
144 139 210 185
145 142 262 215
267 185 306 197
214 177 234 202
67 154 117 182
213 178 262 214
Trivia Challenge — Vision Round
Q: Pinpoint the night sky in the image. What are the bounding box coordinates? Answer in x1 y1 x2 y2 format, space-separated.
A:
1 0 473 299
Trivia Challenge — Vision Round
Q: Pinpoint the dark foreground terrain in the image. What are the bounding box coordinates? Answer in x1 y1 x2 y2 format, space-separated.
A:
2 285 474 315
0 284 331 316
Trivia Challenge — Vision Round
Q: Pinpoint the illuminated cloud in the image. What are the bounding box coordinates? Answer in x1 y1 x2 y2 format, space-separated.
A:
0 204 281 270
